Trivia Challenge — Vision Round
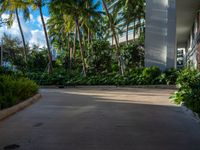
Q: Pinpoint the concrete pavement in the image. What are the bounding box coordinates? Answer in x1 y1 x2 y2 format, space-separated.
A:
0 88 200 150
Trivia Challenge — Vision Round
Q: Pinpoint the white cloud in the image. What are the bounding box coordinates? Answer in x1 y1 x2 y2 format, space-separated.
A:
0 13 47 48
37 15 49 29
29 29 46 47
29 14 35 23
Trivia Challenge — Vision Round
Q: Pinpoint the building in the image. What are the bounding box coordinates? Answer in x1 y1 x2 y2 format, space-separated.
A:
184 12 200 69
107 1 142 45
145 0 200 70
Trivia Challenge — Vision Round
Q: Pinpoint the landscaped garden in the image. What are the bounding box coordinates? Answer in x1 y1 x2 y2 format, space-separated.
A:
0 0 200 116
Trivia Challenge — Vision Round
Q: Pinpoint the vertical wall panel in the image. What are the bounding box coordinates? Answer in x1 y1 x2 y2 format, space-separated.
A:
145 0 176 70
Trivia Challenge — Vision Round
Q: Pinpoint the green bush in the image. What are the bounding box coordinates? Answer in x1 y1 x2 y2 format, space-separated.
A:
87 40 113 74
171 68 200 115
141 66 161 85
26 67 179 86
0 75 38 109
121 43 144 69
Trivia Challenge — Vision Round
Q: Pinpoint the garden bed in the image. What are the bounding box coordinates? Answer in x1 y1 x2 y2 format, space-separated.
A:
0 94 41 121
0 75 39 110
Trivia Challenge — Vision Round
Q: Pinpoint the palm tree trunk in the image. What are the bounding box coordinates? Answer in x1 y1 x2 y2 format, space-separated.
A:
67 33 72 69
15 9 27 63
39 6 53 74
0 39 3 66
73 26 77 62
133 20 136 41
138 18 141 36
102 0 124 76
82 29 86 47
126 23 129 45
75 17 86 77
88 28 90 45
67 33 70 50
112 35 114 45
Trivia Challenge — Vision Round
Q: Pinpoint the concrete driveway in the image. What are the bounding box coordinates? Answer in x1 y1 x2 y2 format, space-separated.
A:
0 88 200 150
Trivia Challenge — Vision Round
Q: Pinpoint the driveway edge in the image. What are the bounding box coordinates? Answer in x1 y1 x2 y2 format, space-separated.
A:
0 94 41 121
180 104 200 124
40 85 178 90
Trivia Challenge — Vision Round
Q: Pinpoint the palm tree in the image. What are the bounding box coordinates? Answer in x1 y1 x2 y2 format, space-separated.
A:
28 0 53 73
48 0 101 76
102 0 124 76
48 1 76 70
114 0 145 41
0 0 30 63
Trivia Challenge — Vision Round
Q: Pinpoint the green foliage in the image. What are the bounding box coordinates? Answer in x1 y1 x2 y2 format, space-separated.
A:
26 67 179 86
141 66 161 85
0 75 38 109
164 68 179 85
1 34 27 69
121 43 144 69
27 50 48 72
171 68 200 115
87 40 113 74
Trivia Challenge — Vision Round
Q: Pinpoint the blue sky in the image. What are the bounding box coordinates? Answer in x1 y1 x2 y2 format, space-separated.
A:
0 1 102 48
0 6 50 47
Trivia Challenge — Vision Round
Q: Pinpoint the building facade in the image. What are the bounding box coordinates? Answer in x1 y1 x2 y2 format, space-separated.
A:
107 1 142 45
145 0 200 70
145 0 177 70
184 12 200 69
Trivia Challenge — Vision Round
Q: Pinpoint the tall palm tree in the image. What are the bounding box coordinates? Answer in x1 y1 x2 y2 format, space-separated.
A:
0 0 30 63
48 0 101 76
28 0 53 73
48 1 76 70
102 0 124 76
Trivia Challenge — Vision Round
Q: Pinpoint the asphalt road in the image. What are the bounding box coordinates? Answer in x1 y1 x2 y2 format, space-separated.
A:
0 88 200 150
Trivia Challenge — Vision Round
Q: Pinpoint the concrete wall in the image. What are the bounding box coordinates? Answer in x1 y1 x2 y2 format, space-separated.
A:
145 0 177 70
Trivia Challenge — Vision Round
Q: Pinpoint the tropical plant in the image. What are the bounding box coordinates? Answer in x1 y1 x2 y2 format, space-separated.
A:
1 33 27 70
0 0 31 63
112 0 145 42
48 0 102 76
171 68 200 115
102 0 124 76
28 0 53 73
87 40 113 74
121 42 144 69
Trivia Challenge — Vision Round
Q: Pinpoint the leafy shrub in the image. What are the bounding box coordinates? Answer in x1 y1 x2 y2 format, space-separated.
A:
87 40 113 74
164 68 179 85
0 75 38 109
141 66 161 84
0 66 13 75
121 43 144 69
26 66 179 86
171 68 200 115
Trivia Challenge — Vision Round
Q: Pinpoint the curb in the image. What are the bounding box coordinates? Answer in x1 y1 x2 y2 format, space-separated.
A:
40 85 178 90
180 103 200 124
170 100 200 124
0 94 41 121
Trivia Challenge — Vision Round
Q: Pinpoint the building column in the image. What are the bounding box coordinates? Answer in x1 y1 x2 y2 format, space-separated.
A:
145 0 176 70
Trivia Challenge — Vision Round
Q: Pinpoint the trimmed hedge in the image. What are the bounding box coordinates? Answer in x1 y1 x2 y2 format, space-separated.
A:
0 75 38 110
